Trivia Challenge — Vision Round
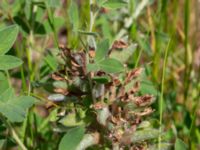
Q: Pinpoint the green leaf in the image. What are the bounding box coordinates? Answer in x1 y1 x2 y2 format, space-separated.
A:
175 138 188 150
99 16 112 41
44 53 58 71
0 72 9 94
138 38 152 56
68 1 79 32
59 113 85 127
0 55 23 70
110 43 136 63
59 126 85 150
0 25 19 55
149 143 172 150
0 88 14 103
95 39 109 62
53 81 68 89
130 129 160 143
44 17 65 34
102 0 127 9
140 80 158 95
99 58 124 73
0 89 36 122
92 75 111 83
87 63 100 72
47 0 61 8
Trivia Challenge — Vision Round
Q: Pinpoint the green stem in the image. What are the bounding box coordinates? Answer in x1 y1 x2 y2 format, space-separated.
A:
158 39 171 150
89 0 99 32
26 30 35 84
5 71 11 88
89 0 94 32
183 0 190 102
20 67 27 92
88 0 97 104
189 86 200 148
8 122 28 150
134 49 142 68
45 2 59 47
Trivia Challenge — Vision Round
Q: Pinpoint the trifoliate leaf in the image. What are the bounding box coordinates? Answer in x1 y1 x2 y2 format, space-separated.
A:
0 88 36 122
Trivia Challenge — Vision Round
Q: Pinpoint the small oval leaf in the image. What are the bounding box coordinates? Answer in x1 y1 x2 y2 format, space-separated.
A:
0 55 23 70
95 39 110 62
175 138 188 150
99 58 124 73
0 25 19 55
59 126 85 150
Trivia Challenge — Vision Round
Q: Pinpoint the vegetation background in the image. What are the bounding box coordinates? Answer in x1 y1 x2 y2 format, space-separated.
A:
0 0 199 150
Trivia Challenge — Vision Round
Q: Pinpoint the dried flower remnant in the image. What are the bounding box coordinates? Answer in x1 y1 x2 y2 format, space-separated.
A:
49 44 158 149
51 73 65 81
124 68 143 84
112 40 129 49
133 95 155 107
89 48 96 58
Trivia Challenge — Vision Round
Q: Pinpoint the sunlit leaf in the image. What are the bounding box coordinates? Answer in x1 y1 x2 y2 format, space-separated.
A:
87 63 100 72
59 113 85 127
59 126 85 150
175 138 188 150
140 80 158 95
0 55 23 70
95 39 110 62
0 25 19 55
99 58 124 73
0 88 36 122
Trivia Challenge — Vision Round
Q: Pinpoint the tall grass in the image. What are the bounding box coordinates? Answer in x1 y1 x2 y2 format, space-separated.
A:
158 39 171 149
